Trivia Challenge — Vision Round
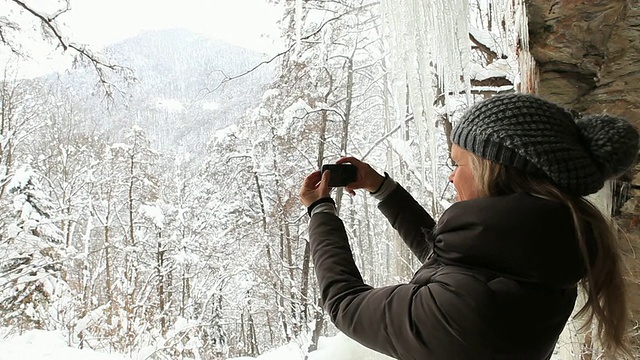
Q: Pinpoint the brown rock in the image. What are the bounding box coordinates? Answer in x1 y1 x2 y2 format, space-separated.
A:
528 0 640 353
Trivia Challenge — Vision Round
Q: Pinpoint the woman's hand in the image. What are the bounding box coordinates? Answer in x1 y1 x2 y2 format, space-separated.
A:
299 170 332 207
336 157 385 196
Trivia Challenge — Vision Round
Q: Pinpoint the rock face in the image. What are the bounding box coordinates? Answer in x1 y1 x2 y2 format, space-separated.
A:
527 0 640 352
528 0 640 119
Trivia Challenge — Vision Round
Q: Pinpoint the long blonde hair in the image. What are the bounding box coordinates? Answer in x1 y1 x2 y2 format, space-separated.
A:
467 152 631 358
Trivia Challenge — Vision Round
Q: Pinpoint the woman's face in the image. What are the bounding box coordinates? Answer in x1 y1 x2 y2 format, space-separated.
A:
449 145 479 201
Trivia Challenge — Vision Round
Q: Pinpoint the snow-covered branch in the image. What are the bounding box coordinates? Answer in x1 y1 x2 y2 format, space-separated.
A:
203 3 377 95
5 0 135 98
11 0 70 51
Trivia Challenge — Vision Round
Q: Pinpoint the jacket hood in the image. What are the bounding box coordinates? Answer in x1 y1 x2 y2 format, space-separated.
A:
433 192 587 289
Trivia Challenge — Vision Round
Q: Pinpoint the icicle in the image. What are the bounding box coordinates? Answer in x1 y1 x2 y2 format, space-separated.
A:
489 0 512 55
406 1 428 191
514 0 538 93
380 0 409 140
382 0 473 213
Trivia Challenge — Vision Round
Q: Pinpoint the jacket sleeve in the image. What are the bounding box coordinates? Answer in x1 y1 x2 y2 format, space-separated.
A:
309 212 492 360
378 184 436 262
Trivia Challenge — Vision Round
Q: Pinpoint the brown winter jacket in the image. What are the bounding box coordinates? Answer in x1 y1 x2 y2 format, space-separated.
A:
309 184 587 360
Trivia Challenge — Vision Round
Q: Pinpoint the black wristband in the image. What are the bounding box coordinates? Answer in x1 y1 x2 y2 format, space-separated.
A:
370 172 390 195
307 197 336 216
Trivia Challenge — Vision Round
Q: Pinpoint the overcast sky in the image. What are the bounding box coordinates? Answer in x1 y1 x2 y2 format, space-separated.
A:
61 0 283 53
1 0 283 77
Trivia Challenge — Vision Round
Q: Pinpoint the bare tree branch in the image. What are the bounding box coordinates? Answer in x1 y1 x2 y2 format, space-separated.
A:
200 14 347 97
11 0 70 50
7 0 136 99
469 32 499 63
199 3 379 98
361 114 413 160
0 17 25 56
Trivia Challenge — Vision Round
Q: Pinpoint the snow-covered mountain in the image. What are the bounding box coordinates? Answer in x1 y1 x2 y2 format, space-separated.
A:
52 28 276 153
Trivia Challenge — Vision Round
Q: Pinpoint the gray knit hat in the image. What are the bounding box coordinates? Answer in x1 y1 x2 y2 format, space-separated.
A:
451 93 639 196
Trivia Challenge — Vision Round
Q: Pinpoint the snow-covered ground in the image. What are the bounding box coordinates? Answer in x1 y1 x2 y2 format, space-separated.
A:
0 330 129 360
0 330 391 360
0 329 571 360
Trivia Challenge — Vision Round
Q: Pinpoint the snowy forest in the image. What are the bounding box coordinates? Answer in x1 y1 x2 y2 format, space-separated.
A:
0 0 575 359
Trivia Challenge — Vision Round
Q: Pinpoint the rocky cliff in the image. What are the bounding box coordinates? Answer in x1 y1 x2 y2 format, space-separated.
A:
527 0 640 353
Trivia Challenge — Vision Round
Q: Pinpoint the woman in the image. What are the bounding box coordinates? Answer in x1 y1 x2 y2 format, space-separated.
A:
299 93 639 359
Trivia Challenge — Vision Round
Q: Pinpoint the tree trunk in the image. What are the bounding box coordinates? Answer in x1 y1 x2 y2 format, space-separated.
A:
156 231 167 336
104 224 114 326
335 57 355 214
305 77 333 352
308 303 325 352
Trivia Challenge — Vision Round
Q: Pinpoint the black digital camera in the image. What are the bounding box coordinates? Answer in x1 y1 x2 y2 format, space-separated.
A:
321 164 358 187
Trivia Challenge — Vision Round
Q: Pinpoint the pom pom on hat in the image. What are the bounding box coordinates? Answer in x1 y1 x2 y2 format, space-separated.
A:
576 114 639 179
451 93 640 196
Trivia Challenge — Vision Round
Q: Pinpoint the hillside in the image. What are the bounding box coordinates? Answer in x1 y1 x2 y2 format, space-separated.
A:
53 28 275 152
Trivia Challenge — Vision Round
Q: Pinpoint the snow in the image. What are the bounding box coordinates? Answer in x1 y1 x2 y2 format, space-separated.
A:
174 247 200 265
0 330 393 360
138 204 165 228
200 100 220 111
0 330 128 360
0 329 575 359
261 88 280 100
280 99 312 136
471 85 514 93
7 166 34 192
469 25 506 58
214 124 238 139
468 58 515 82
110 143 133 151
154 98 185 112
73 304 110 337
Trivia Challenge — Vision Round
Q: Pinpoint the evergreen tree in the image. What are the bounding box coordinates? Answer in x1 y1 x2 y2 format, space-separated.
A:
0 166 73 334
